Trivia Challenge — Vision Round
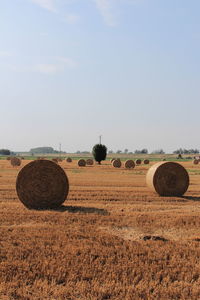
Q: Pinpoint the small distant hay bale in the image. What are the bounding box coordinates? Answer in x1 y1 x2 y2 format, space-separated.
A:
86 159 94 166
124 160 135 169
57 158 63 162
112 159 121 168
78 159 86 167
193 159 199 165
52 158 58 164
11 157 21 167
16 160 69 209
110 158 116 163
135 159 142 165
144 159 149 165
7 156 11 160
66 157 72 163
146 161 189 196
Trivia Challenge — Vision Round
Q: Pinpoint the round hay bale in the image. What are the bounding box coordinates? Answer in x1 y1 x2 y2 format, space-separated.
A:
112 159 121 168
146 162 189 196
193 159 199 165
78 159 86 167
57 158 62 162
52 158 58 164
144 159 149 165
7 156 11 160
135 159 142 165
86 159 94 166
16 160 69 209
124 160 135 169
110 158 116 163
11 157 21 167
66 157 72 163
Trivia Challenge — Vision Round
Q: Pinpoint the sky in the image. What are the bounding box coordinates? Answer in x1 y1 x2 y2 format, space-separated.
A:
0 0 200 153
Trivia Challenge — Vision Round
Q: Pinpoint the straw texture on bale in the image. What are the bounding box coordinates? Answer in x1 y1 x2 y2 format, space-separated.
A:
52 158 58 164
112 159 122 168
86 159 94 166
11 157 21 167
193 159 199 165
110 158 116 163
66 157 72 163
146 161 189 196
135 159 142 165
144 159 149 165
124 160 135 169
78 159 86 167
16 160 69 209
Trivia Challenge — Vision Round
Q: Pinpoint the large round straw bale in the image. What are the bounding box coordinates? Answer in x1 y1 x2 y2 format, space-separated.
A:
66 157 72 163
193 159 199 165
125 160 135 169
144 159 149 165
52 158 58 164
78 159 86 167
112 159 121 168
146 162 189 196
11 157 21 167
135 159 142 165
16 160 69 209
86 159 94 166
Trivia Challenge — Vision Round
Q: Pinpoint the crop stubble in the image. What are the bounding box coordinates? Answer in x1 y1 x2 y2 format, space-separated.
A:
1 160 200 299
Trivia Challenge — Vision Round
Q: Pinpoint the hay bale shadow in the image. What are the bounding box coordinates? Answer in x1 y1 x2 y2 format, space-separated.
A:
183 196 200 202
50 205 110 215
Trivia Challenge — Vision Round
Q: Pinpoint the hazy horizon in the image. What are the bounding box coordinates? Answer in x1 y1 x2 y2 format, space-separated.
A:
1 0 200 153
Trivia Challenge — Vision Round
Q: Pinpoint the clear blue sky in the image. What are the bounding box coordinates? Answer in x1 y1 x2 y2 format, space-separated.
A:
1 0 200 153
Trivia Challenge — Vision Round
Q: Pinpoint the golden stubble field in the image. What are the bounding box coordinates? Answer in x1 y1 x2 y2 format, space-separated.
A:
1 159 200 300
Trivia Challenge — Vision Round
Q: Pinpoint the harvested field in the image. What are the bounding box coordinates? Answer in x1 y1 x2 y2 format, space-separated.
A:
1 159 200 299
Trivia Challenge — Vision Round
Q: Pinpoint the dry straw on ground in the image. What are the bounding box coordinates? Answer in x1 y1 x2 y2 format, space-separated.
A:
112 159 122 168
146 161 189 196
78 159 86 167
16 160 69 209
10 157 21 167
66 157 72 163
86 159 94 166
124 160 135 169
144 159 149 165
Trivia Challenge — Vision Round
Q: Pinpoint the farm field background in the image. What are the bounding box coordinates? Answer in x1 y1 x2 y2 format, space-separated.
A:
1 158 200 299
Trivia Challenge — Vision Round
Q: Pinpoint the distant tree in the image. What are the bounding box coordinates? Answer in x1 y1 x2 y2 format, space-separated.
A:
116 150 122 154
0 149 10 155
92 144 107 164
124 149 128 154
30 147 55 154
134 149 148 154
108 150 113 154
173 148 199 154
151 149 165 154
